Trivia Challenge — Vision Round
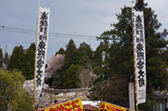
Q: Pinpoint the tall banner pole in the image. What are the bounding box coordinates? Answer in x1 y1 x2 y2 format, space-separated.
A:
34 1 50 110
132 1 146 111
33 0 40 110
131 2 138 110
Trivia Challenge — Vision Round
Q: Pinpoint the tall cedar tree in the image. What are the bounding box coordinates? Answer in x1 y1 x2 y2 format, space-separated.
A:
63 64 80 89
24 43 35 79
76 42 92 65
92 42 104 68
8 43 35 80
76 42 94 88
62 39 79 89
80 42 93 61
8 45 25 74
94 0 168 110
0 48 3 68
63 39 77 70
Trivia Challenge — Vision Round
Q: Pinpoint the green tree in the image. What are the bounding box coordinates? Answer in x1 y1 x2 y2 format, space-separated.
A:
92 42 104 68
62 39 79 88
8 43 35 80
80 42 93 60
93 0 168 109
55 47 65 55
64 39 77 70
0 69 33 111
76 42 94 88
24 43 35 80
135 1 168 110
160 48 168 64
0 48 3 68
76 42 92 65
8 45 25 74
63 64 80 89
92 42 110 82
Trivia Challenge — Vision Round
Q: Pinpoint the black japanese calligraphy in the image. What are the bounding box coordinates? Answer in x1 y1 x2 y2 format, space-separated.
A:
137 60 144 69
36 10 49 89
135 13 146 88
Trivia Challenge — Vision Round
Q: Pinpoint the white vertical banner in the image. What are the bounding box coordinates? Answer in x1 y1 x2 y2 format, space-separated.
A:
133 11 146 104
35 6 50 98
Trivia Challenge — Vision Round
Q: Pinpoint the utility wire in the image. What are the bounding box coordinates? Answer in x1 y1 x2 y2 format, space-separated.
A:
0 25 99 40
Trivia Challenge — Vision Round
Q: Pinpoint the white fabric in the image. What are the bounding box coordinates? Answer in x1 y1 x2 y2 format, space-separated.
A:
35 6 50 98
133 10 146 105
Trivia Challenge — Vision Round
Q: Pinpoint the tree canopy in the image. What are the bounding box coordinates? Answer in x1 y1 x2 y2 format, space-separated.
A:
76 42 92 65
61 39 79 89
64 39 77 70
92 0 168 110
8 43 35 80
63 64 80 89
0 69 33 111
55 47 65 55
24 43 35 80
8 45 25 73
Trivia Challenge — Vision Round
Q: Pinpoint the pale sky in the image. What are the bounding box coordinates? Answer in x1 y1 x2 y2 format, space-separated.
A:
0 0 167 60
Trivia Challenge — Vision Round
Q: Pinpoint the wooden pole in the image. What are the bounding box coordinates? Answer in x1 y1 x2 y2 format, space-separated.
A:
132 1 138 111
33 0 40 111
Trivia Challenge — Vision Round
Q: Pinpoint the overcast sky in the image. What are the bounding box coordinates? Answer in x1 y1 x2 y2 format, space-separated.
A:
0 0 168 60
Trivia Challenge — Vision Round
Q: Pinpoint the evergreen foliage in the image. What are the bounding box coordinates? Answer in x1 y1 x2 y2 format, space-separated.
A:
62 39 79 89
8 43 35 80
24 43 35 80
64 39 77 70
92 0 168 109
8 45 25 73
55 47 65 55
63 64 80 89
92 42 104 68
76 42 94 88
76 42 92 65
92 42 110 82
